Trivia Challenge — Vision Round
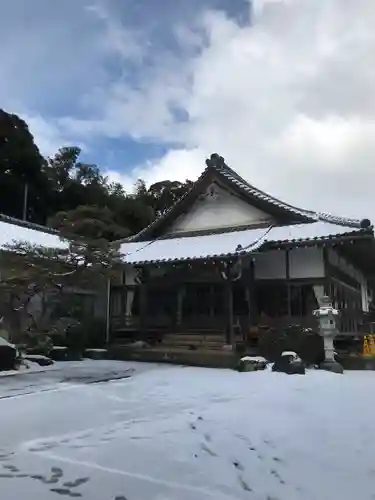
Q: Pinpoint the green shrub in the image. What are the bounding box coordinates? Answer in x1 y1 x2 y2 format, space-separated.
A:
258 325 324 365
298 330 325 365
85 318 107 348
64 317 107 354
65 322 87 355
24 331 54 357
258 327 286 362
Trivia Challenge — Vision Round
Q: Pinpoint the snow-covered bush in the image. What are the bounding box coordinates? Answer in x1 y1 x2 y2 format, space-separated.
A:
272 351 306 375
236 356 267 372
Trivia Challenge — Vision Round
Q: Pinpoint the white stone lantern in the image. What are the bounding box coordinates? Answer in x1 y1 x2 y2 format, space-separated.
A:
313 295 339 363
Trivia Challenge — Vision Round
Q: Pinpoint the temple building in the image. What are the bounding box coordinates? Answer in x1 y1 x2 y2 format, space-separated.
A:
0 214 104 341
110 154 375 351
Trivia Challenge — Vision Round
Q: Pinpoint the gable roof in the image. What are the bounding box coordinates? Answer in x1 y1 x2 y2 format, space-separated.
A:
0 214 67 250
124 153 368 243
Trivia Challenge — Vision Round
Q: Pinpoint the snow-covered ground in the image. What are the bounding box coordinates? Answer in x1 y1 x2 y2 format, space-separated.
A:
1 361 375 500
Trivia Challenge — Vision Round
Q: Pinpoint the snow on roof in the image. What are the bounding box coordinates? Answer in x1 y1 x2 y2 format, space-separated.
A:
0 216 68 250
119 220 364 265
268 220 364 243
120 226 271 264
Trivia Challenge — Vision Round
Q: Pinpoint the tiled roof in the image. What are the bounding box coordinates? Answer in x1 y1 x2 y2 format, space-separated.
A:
267 221 369 244
119 220 370 265
213 161 319 221
0 214 67 250
126 168 208 242
127 153 366 242
216 164 364 229
315 212 363 228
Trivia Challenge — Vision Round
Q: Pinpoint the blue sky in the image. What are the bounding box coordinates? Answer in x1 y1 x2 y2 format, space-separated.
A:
2 0 375 219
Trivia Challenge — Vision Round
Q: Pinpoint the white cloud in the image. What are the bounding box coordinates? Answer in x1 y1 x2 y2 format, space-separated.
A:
11 0 375 220
22 114 71 157
85 3 146 63
119 0 375 219
104 169 134 192
21 114 87 158
133 148 206 186
104 148 205 193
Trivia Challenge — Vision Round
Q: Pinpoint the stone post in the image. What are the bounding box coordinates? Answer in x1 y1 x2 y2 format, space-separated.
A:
313 296 343 373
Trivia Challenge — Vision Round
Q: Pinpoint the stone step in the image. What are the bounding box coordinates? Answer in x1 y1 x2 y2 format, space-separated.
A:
162 335 242 345
162 340 223 348
162 338 224 347
161 342 226 351
163 334 224 342
164 333 242 341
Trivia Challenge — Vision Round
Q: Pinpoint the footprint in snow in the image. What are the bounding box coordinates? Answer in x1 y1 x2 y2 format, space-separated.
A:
270 469 285 485
30 466 64 485
3 464 20 472
233 460 245 471
201 443 217 457
238 476 252 492
63 477 90 488
50 488 82 498
263 439 276 449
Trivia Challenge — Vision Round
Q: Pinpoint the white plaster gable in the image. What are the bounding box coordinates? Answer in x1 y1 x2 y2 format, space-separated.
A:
168 183 274 235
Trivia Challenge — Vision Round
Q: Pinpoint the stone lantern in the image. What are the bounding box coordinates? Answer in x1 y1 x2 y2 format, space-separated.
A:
313 295 343 373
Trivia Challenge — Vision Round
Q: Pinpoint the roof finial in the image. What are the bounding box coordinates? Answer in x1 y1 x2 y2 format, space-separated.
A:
205 153 225 169
360 218 372 229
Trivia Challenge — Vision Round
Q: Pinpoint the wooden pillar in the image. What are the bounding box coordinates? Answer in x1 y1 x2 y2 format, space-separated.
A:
286 249 292 318
176 286 184 330
322 247 331 298
227 279 234 347
139 284 147 339
245 258 256 343
138 267 148 340
124 286 134 326
105 279 111 344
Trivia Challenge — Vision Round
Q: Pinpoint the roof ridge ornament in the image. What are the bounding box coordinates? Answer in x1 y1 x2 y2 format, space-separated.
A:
205 153 225 169
360 218 372 229
198 183 220 201
316 211 371 229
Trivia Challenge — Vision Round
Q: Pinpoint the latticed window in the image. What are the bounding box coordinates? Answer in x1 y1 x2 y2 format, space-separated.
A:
290 285 317 316
256 283 288 318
